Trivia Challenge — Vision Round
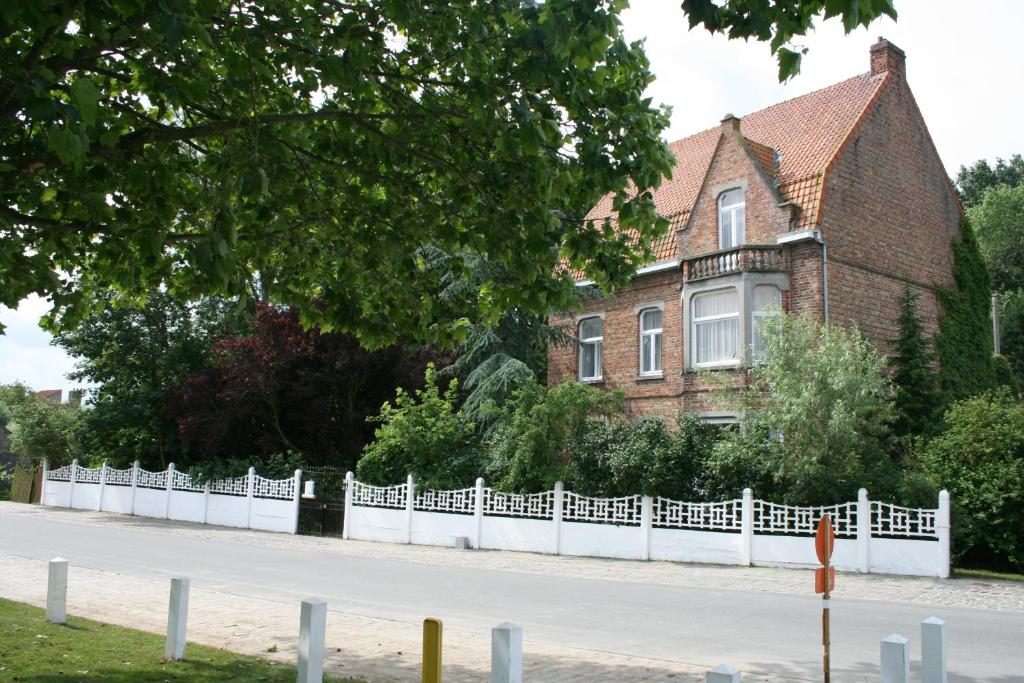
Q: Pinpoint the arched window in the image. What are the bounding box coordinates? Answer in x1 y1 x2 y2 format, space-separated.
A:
692 289 740 367
718 188 745 249
751 285 782 361
578 317 603 381
639 308 663 376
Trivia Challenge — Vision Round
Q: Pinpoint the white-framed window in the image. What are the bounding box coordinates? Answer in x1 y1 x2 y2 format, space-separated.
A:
751 284 782 362
639 308 663 376
692 289 740 367
578 317 603 381
718 188 745 249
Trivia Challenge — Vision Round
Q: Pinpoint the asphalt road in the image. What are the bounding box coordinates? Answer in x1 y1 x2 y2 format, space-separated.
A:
1 507 1022 682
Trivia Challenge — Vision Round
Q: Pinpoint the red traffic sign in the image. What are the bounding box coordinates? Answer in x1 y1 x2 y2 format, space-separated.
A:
815 566 836 594
815 515 835 565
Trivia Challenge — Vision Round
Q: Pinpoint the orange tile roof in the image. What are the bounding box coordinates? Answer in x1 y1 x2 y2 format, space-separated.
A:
581 71 890 267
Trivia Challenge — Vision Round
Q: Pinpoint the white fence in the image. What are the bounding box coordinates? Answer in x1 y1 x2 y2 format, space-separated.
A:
41 459 301 534
340 474 951 577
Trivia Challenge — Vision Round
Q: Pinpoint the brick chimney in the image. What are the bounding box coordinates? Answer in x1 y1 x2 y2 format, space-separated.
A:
720 113 741 133
870 37 905 77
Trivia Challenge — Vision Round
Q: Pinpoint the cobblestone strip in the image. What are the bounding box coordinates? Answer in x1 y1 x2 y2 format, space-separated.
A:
0 553 790 683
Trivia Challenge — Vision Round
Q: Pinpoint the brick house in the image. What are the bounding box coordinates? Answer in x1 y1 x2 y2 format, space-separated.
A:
548 39 962 421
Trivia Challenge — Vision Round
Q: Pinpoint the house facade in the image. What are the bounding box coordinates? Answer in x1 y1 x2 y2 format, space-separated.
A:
548 39 962 420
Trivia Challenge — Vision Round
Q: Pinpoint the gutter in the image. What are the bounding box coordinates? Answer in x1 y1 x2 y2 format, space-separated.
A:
575 259 681 288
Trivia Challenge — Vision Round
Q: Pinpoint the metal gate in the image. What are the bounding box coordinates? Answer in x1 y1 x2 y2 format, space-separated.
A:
297 466 348 537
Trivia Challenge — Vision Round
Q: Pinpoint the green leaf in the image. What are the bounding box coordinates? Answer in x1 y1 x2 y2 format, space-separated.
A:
71 79 101 126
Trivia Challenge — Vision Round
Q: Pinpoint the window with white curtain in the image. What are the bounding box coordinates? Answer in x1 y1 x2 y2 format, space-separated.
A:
718 188 745 249
639 308 663 376
751 285 782 362
578 317 603 381
692 289 740 366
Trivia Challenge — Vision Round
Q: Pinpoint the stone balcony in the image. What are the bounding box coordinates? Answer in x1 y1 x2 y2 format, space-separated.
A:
682 244 789 282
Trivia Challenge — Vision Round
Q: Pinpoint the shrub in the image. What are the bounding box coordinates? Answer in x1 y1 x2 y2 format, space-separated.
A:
919 389 1024 570
357 364 482 489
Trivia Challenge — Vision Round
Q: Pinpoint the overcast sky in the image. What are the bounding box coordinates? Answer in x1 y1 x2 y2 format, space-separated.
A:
2 0 1023 394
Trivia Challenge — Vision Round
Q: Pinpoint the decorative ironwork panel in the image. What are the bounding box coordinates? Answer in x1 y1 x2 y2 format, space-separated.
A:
171 470 204 493
414 487 476 514
46 465 72 482
352 481 408 509
253 475 294 500
653 498 742 531
104 467 134 486
209 475 249 497
752 500 857 537
562 492 642 526
136 468 168 490
74 466 103 484
482 489 555 520
871 502 937 539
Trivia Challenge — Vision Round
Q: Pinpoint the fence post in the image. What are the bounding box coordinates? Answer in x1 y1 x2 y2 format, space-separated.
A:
40 458 48 506
921 617 947 683
297 598 327 683
202 480 210 524
880 634 910 683
342 471 354 540
97 460 108 512
46 557 68 624
706 664 740 682
640 495 653 561
67 458 78 509
245 466 256 529
857 488 871 573
474 477 485 550
291 469 302 535
165 463 175 519
423 618 443 683
552 481 564 556
937 490 951 579
491 622 522 683
165 577 190 661
740 488 753 566
129 460 139 515
405 474 415 544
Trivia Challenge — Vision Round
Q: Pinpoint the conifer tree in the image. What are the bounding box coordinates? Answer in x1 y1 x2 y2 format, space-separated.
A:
890 289 939 437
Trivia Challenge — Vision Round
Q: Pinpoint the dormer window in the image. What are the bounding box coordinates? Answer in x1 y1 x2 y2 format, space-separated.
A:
718 188 745 249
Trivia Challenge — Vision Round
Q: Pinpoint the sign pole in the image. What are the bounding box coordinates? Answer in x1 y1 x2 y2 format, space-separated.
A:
814 515 835 683
823 562 830 683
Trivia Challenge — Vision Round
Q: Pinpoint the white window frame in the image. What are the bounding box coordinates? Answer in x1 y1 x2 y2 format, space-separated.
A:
638 308 663 377
578 316 603 381
691 288 741 369
750 285 782 363
718 188 745 250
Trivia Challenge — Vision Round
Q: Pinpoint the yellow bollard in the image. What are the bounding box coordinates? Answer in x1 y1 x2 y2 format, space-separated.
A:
422 618 443 683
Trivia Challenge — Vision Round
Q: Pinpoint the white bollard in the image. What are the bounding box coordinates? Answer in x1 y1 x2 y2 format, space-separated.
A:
46 557 68 624
297 598 327 683
881 633 910 683
921 617 947 683
706 664 740 682
165 577 190 660
491 622 523 683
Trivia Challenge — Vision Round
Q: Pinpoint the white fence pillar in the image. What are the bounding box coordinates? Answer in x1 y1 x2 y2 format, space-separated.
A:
291 469 302 535
740 488 753 566
404 474 415 544
97 460 108 511
552 481 564 556
129 460 140 515
937 490 951 578
165 577 190 661
164 463 175 519
342 471 354 540
491 622 523 683
40 458 48 506
474 477 485 550
46 557 68 624
921 617 947 683
880 634 910 683
297 598 327 683
67 458 78 509
202 481 210 524
245 466 256 528
706 664 740 682
640 495 653 561
857 488 871 573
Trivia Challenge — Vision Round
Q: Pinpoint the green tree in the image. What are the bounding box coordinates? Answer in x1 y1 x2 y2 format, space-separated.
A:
2 0 894 343
890 288 939 437
0 386 81 467
956 154 1024 208
709 313 895 504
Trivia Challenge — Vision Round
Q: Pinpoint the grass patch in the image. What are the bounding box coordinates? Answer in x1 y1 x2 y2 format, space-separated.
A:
954 567 1024 583
0 597 363 682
